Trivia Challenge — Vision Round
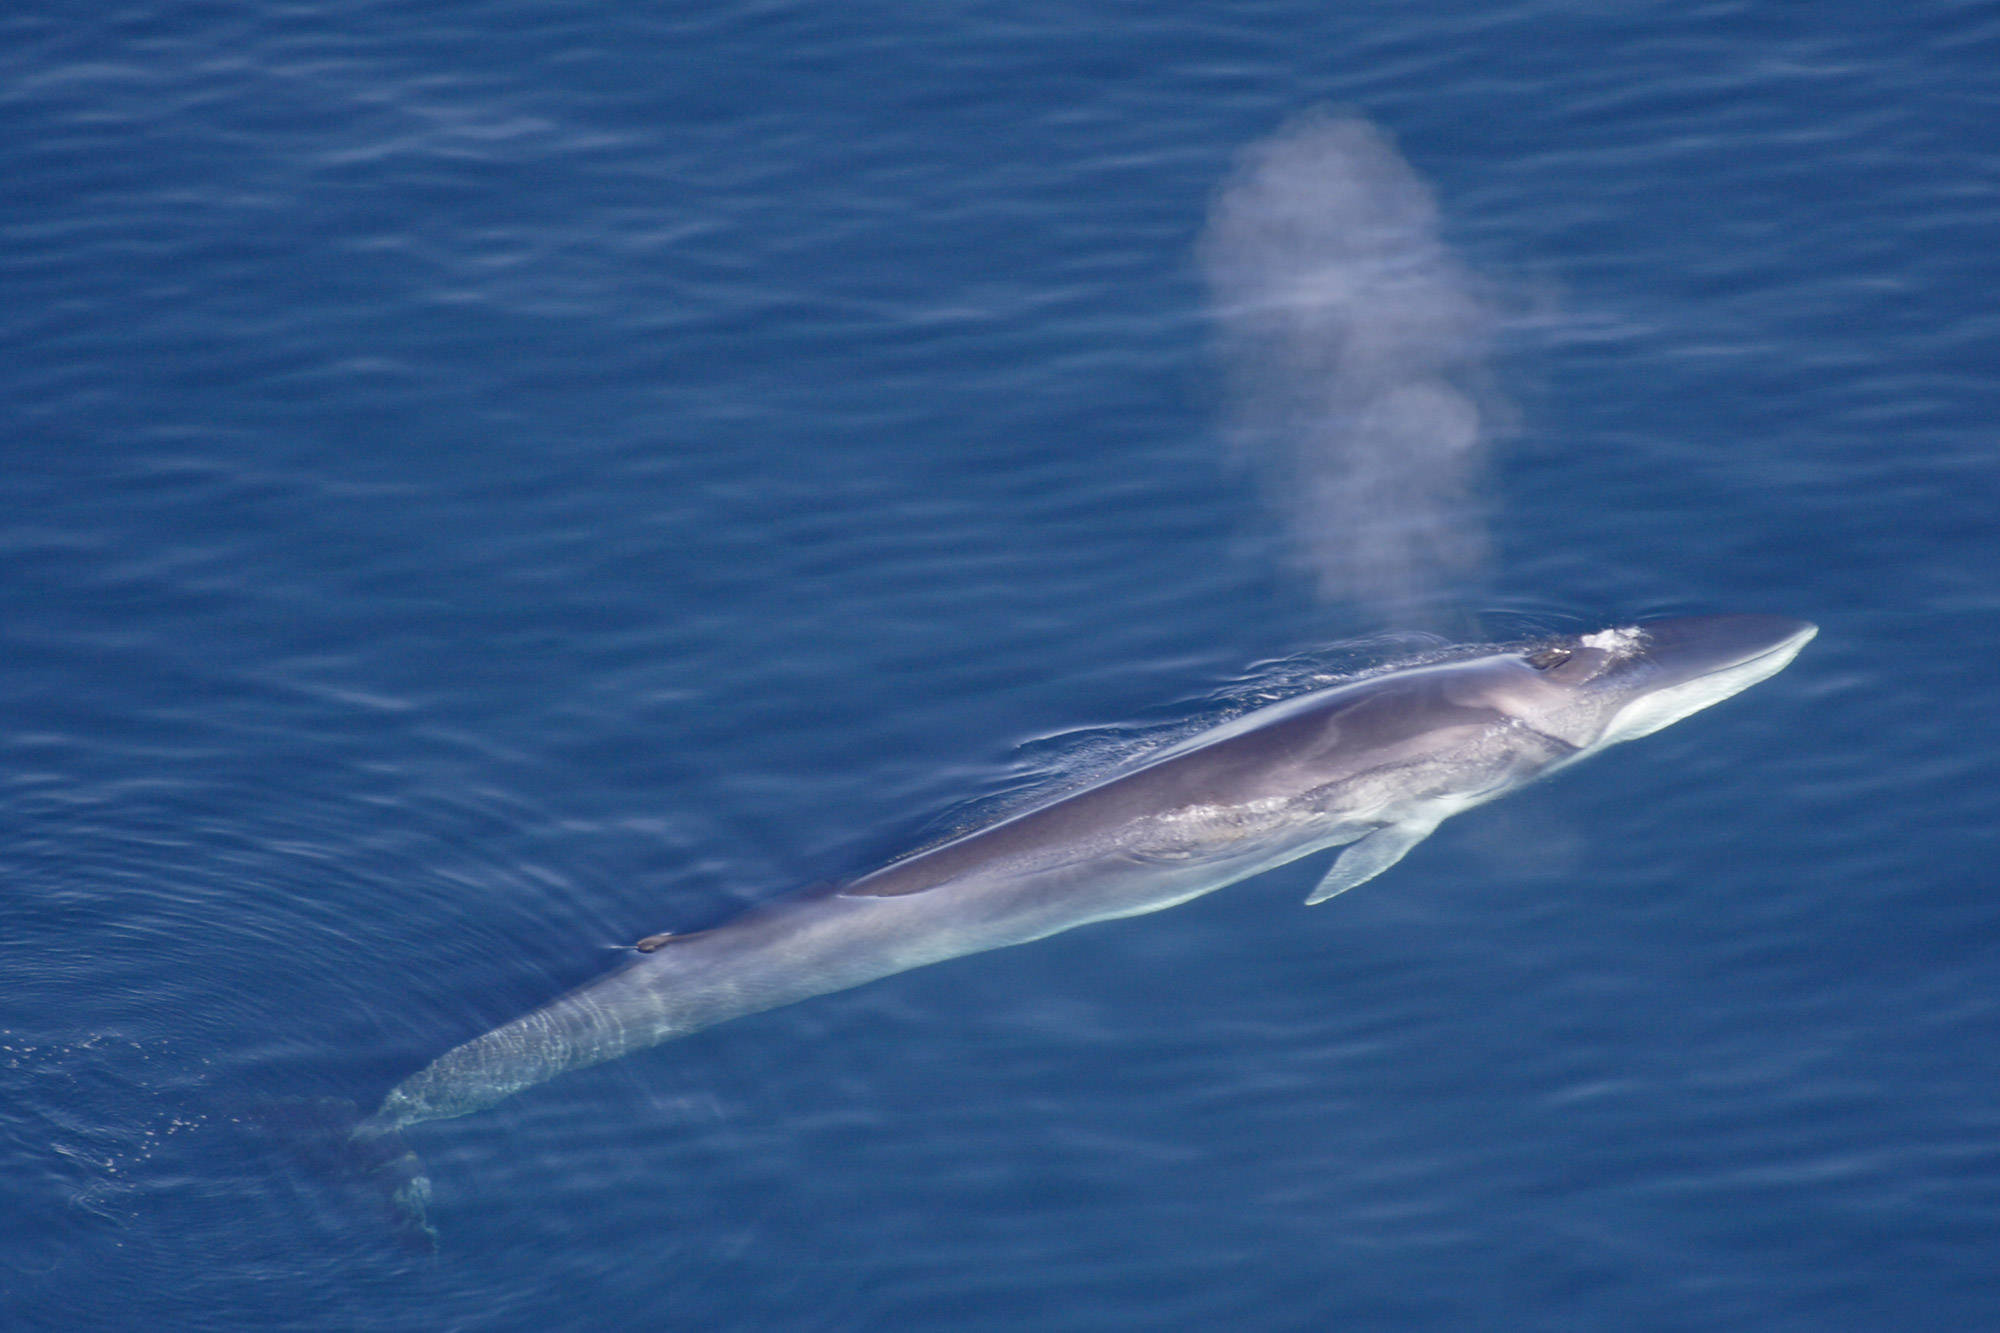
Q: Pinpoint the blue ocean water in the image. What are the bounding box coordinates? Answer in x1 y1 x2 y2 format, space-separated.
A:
4 2 1998 1328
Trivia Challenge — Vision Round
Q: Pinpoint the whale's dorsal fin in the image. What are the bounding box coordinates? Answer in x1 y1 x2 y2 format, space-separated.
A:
1304 819 1437 904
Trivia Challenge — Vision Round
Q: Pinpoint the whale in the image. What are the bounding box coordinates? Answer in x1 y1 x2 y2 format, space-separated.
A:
358 614 1813 1150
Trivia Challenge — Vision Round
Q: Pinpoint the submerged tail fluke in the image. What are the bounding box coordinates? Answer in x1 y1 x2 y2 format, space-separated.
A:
250 1097 439 1252
349 1114 437 1252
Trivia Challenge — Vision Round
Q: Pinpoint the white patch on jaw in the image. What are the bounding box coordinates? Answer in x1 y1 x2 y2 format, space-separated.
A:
1580 626 1646 655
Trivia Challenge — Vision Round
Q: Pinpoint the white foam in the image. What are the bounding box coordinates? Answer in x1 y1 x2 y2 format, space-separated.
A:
1580 626 1647 655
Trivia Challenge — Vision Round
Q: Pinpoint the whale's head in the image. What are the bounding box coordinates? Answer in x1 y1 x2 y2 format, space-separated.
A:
1476 615 1817 753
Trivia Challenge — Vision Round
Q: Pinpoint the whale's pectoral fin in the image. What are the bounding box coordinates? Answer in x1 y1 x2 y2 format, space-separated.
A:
1304 820 1438 905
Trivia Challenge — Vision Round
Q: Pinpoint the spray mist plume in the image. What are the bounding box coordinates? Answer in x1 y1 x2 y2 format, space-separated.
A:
1201 113 1501 628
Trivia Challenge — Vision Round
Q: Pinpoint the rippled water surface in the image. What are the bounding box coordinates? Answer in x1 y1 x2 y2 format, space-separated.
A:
5 3 1998 1329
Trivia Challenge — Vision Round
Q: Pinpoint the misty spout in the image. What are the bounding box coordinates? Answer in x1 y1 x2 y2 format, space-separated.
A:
1201 114 1499 626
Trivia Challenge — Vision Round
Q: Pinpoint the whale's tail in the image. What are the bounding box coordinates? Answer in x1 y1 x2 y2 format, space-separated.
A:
253 1097 438 1252
350 1117 437 1253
